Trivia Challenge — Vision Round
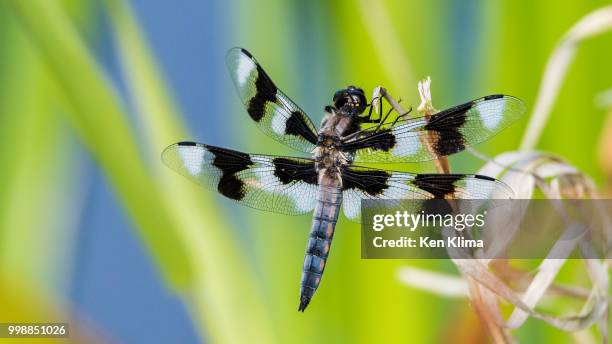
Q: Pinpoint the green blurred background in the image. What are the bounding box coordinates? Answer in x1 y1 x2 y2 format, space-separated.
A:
0 0 610 343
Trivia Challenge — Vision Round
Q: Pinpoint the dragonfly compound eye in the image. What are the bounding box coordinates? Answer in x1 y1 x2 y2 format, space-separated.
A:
333 86 367 113
333 89 348 108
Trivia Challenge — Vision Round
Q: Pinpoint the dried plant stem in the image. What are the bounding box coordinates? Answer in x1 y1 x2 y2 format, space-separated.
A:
520 6 612 150
468 280 513 344
383 84 510 342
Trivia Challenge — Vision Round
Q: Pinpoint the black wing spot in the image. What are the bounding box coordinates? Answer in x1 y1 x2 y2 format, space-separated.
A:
218 175 248 200
474 174 495 181
484 94 503 100
413 174 464 198
342 168 390 196
426 103 471 129
341 130 397 154
272 158 318 185
424 104 469 156
433 131 466 156
372 131 398 152
285 111 318 144
247 65 277 122
207 146 254 200
177 141 197 146
240 48 253 58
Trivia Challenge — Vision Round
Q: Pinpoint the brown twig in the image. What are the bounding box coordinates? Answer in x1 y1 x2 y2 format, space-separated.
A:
397 78 511 342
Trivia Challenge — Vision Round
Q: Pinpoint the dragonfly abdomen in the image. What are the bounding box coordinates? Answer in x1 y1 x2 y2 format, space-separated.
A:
299 184 342 312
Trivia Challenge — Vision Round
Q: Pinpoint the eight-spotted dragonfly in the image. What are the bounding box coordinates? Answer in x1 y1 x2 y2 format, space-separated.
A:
162 47 525 311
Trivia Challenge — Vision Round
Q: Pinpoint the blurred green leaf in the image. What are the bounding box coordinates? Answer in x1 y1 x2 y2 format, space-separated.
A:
6 0 194 288
0 0 90 298
102 0 275 342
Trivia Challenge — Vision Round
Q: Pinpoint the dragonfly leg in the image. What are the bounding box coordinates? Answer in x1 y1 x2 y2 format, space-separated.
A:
359 95 383 123
370 99 413 132
389 106 413 127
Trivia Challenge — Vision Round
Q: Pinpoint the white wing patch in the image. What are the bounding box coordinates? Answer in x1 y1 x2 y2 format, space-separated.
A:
380 173 416 199
235 55 256 88
462 176 494 198
250 156 278 187
250 156 317 213
178 145 207 176
270 106 287 135
477 99 505 130
391 124 422 157
290 182 318 212
342 189 362 220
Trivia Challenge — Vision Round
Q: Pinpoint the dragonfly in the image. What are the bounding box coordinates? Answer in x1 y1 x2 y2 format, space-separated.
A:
162 47 526 312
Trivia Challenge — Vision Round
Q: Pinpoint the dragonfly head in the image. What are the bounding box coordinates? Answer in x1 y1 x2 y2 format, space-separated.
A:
333 86 367 115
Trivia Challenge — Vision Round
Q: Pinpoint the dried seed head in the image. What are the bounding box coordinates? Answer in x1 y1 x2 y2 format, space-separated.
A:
417 76 436 116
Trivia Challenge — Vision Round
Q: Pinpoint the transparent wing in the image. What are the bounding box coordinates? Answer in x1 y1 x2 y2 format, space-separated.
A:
342 95 525 163
226 47 318 153
162 142 319 215
341 165 513 222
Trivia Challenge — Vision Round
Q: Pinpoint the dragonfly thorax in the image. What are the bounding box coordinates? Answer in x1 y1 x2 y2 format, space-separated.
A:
314 108 358 174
